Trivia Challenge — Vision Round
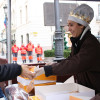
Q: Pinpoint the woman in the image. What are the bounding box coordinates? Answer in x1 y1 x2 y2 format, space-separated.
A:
34 4 100 94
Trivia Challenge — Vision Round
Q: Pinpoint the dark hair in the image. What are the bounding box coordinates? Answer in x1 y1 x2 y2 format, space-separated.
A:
77 23 86 33
77 23 86 30
78 23 83 26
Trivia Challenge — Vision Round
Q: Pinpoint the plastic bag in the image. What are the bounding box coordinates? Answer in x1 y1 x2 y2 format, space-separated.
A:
5 84 29 100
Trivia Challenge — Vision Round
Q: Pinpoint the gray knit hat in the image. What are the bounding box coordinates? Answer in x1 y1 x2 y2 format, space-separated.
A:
68 4 94 26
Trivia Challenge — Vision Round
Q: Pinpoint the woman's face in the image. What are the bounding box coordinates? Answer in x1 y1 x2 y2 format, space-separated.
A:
67 20 84 38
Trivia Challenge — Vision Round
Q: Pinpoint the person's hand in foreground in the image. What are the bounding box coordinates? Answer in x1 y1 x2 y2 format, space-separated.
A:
20 65 35 80
33 66 45 78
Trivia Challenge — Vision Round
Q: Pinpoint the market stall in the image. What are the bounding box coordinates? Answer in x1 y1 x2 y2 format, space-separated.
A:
1 63 95 100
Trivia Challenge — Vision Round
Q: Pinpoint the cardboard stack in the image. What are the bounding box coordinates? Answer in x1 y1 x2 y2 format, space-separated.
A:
17 66 56 93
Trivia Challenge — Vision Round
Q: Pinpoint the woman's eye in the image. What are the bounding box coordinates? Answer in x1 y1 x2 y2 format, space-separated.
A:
70 24 73 26
67 24 73 27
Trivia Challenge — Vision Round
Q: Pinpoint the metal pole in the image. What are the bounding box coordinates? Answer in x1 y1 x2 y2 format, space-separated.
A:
1 33 4 56
54 0 64 62
3 4 8 58
2 42 4 56
8 0 12 85
7 0 11 63
6 14 8 59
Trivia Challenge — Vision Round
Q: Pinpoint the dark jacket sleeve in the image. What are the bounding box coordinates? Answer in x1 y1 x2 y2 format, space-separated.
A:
44 65 53 77
44 33 100 76
0 63 22 82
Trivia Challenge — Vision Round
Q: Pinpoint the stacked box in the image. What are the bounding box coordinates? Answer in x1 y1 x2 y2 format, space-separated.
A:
17 66 56 93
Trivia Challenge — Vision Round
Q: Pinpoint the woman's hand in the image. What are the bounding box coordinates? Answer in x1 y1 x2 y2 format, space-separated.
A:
20 65 34 80
33 66 45 78
45 61 54 66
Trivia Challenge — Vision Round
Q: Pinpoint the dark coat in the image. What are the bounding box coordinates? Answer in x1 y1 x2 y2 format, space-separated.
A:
0 63 21 82
44 30 100 94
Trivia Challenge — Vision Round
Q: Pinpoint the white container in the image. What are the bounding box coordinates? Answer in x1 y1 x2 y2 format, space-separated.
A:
35 83 95 100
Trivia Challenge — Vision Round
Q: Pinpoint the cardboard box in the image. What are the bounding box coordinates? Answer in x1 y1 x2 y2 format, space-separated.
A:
28 96 40 100
35 83 95 100
17 66 56 93
70 95 92 100
17 76 56 93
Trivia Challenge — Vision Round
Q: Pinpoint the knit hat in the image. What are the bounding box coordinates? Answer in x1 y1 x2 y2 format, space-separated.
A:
68 4 94 26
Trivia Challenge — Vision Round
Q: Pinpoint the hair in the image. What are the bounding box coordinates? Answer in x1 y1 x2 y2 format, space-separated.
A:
77 23 86 36
78 23 86 29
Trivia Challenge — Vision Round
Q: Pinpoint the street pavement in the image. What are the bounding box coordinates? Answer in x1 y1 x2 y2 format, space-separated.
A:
0 53 55 65
0 53 42 64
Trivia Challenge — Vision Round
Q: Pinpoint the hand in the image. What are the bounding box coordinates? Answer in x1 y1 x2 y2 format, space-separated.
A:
20 65 34 80
45 61 54 66
33 66 45 78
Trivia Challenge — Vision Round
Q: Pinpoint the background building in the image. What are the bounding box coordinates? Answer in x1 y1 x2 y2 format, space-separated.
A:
0 0 100 58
